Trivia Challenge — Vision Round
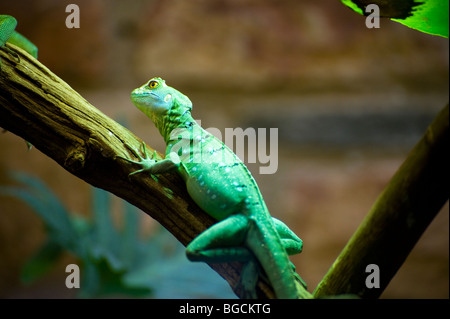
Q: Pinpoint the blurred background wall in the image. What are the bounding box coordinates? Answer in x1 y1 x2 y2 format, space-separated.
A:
0 0 448 298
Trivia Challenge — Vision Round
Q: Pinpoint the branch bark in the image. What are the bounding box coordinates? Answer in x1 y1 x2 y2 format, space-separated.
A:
314 103 449 298
0 44 275 299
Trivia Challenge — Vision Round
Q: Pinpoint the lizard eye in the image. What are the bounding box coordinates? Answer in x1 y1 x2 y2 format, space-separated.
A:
148 80 159 89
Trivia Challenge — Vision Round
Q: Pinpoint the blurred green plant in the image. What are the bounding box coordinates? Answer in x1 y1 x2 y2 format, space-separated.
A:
341 0 449 38
0 171 236 298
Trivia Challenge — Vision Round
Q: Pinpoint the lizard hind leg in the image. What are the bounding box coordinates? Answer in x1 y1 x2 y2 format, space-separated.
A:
186 214 251 263
1 16 37 63
0 15 17 48
6 31 38 60
272 217 307 289
186 214 263 298
272 217 303 255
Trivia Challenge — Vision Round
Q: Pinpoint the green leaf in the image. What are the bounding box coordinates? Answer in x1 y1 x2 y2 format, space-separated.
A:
89 187 124 271
124 230 237 299
392 0 449 38
78 259 101 298
2 172 235 298
341 0 364 15
119 200 140 268
78 256 152 298
0 172 80 253
341 0 449 38
20 240 64 284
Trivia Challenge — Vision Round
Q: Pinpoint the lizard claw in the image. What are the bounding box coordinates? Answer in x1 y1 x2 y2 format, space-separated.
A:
117 142 158 178
118 142 156 162
128 169 145 178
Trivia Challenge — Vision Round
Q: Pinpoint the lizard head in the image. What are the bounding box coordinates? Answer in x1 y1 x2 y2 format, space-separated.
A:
130 77 192 121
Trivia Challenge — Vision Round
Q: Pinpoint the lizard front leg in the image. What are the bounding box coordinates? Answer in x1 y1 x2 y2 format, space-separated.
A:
118 142 181 177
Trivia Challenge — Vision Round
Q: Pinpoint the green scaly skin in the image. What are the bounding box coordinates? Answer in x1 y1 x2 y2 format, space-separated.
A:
0 15 38 62
121 77 311 299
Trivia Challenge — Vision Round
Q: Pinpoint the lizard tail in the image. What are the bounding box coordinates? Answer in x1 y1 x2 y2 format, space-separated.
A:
246 219 312 299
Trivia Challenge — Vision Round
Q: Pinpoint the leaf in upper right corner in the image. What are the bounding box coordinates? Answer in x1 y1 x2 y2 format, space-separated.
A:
341 0 449 38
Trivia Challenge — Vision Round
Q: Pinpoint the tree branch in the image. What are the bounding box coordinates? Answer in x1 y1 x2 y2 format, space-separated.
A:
314 103 449 298
0 44 275 299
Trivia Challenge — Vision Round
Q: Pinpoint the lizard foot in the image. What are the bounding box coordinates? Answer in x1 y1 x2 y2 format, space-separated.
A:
117 141 157 178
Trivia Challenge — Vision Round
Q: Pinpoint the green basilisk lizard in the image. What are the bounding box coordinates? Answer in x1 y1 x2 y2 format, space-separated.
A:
120 77 311 299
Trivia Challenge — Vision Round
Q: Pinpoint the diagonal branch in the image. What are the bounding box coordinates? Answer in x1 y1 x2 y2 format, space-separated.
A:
0 44 275 299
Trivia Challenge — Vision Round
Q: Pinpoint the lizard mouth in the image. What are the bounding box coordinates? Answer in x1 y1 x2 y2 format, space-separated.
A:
130 91 156 99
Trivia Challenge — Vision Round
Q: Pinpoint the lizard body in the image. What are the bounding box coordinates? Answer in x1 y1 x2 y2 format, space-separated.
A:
0 15 38 62
121 77 310 299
